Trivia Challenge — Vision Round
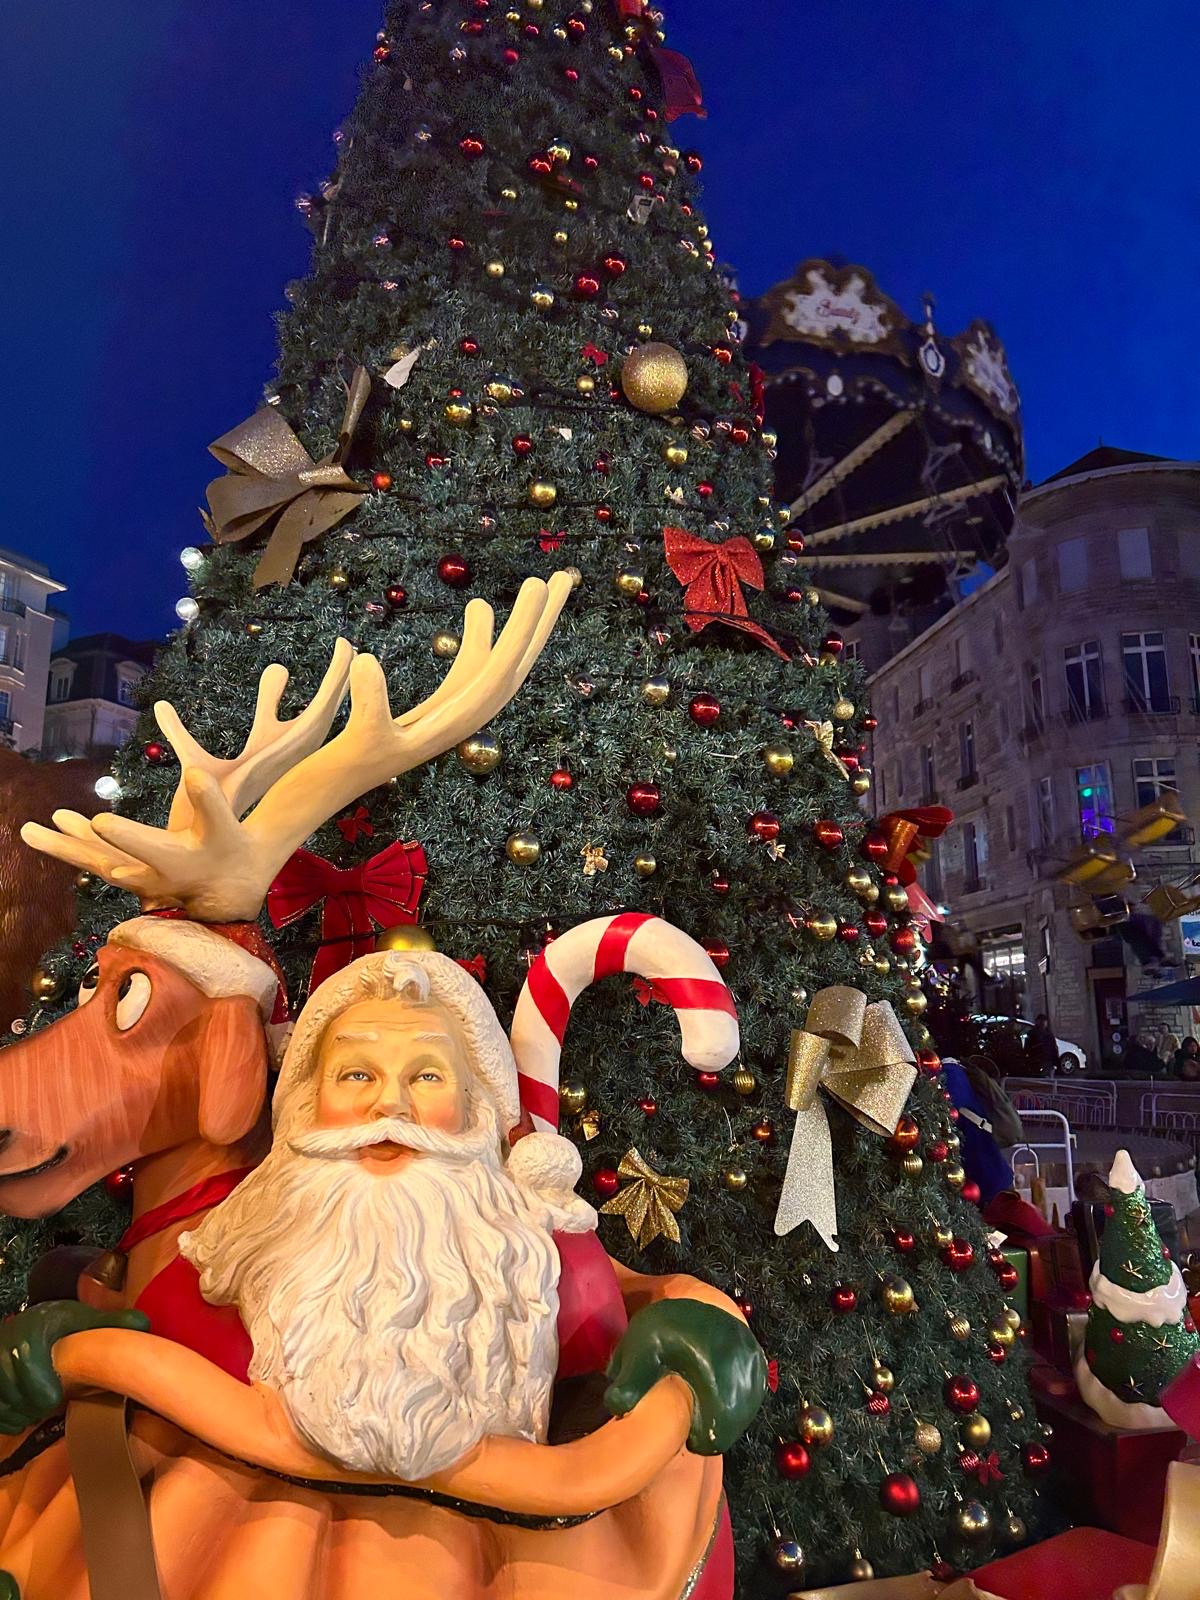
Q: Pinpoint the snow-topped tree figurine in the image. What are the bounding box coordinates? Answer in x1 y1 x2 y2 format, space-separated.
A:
1075 1150 1200 1429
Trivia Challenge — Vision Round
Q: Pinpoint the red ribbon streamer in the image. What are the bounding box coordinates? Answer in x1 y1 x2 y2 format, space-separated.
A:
649 46 706 121
664 526 789 660
268 840 428 989
879 806 954 882
119 1167 255 1253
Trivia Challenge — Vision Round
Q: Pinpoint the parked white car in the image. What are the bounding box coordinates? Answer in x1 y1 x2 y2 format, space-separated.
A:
969 1014 1089 1075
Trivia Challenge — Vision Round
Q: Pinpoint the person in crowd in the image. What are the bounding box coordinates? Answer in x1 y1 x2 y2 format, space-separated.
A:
941 1056 1016 1206
1025 1014 1058 1074
1158 1028 1182 1070
1124 1030 1163 1078
1175 1036 1200 1081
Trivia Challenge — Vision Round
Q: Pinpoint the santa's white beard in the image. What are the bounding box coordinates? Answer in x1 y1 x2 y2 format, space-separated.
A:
181 1114 563 1482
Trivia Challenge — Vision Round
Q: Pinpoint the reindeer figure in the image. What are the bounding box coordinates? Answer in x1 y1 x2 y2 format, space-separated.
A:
5 575 571 1331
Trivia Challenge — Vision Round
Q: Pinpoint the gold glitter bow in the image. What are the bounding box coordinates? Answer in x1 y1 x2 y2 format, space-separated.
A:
600 1147 689 1248
203 366 372 588
774 985 915 1251
804 719 850 780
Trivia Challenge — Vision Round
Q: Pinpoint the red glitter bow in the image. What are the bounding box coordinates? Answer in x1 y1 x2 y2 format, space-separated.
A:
649 47 706 121
336 804 373 843
633 975 670 1006
457 954 488 983
664 526 789 659
268 840 428 989
581 342 609 366
974 1451 1004 1486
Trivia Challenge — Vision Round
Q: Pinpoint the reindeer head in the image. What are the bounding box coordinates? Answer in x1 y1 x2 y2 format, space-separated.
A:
6 576 571 1217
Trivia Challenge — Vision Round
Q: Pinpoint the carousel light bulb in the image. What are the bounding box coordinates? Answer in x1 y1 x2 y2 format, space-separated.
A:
175 597 200 623
178 546 205 572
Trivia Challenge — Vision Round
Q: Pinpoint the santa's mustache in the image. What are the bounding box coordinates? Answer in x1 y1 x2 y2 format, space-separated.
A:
289 1114 499 1164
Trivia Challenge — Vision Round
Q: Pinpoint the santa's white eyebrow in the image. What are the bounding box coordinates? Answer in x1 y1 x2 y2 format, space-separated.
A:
332 1028 380 1043
411 1031 451 1045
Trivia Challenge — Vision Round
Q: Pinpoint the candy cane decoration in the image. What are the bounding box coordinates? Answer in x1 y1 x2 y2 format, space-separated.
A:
511 912 740 1132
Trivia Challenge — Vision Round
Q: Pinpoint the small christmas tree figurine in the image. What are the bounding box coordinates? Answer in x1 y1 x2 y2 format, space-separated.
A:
1075 1149 1200 1429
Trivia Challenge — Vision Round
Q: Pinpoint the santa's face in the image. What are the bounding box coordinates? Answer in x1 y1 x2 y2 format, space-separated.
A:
313 999 468 1174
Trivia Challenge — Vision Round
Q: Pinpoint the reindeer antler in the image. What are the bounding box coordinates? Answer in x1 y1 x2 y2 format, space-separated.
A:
23 574 572 922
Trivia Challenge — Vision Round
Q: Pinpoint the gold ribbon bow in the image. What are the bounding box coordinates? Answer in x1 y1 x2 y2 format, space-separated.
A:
803 719 850 780
203 366 372 588
600 1147 690 1248
774 986 916 1251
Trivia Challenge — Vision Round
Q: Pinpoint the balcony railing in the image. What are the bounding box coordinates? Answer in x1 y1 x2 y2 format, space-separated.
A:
1066 698 1107 723
956 770 979 791
0 600 27 619
950 670 977 692
1124 693 1181 716
913 697 934 717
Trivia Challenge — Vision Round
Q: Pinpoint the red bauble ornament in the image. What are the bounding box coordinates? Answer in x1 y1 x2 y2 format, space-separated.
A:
1109 1327 1126 1343
822 631 845 655
927 1140 950 1164
638 1096 658 1116
689 693 721 727
863 715 878 731
565 12 587 35
694 1070 721 1092
425 451 449 468
775 1441 811 1480
373 43 392 62
437 553 470 588
944 1375 980 1414
959 1451 982 1476
447 236 467 253
595 504 613 523
862 831 890 863
593 1168 620 1200
879 1472 921 1517
143 741 166 763
696 480 714 498
582 152 599 171
864 910 889 939
997 1264 1020 1291
104 1165 134 1203
783 587 805 605
710 872 730 896
1021 1441 1051 1476
522 21 540 37
747 811 781 842
573 271 602 299
502 46 520 64
602 252 627 277
728 419 751 446
890 1115 920 1152
702 938 730 970
458 135 485 159
750 1118 775 1145
941 1238 976 1273
636 170 654 190
512 434 534 456
683 150 703 173
384 583 407 608
527 151 555 177
961 1180 982 1206
563 65 579 82
916 1047 943 1077
837 922 860 944
785 531 805 553
830 1283 858 1314
626 782 661 817
813 819 844 851
593 453 611 474
865 1391 891 1417
836 749 859 772
733 1295 753 1320
549 766 573 790
371 470 393 490
893 1228 916 1253
891 927 918 956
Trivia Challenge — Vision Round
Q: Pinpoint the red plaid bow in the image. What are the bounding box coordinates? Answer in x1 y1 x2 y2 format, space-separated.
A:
268 841 428 990
664 526 788 659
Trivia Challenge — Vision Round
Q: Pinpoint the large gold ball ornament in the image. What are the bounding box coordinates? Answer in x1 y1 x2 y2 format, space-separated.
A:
732 1066 758 1096
528 480 558 508
633 854 658 877
484 259 506 279
397 415 415 434
1003 1514 1027 1545
961 1413 992 1449
641 675 672 707
455 733 502 775
956 1502 993 1543
375 925 436 953
948 1314 972 1341
832 698 856 721
884 883 910 913
848 1553 875 1582
798 1405 835 1448
881 1275 916 1315
874 956 891 975
721 1165 748 1192
807 911 838 942
559 1081 588 1116
988 1319 1017 1349
615 569 645 597
762 744 795 777
944 1162 966 1190
904 990 929 1016
914 1421 942 1455
850 773 872 796
804 588 821 606
845 865 873 897
443 399 474 427
484 375 521 404
552 229 569 247
432 631 461 658
505 831 541 866
662 442 689 466
30 968 65 1003
620 343 688 415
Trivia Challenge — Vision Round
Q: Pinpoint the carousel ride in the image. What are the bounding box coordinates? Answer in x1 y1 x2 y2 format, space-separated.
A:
742 260 1024 643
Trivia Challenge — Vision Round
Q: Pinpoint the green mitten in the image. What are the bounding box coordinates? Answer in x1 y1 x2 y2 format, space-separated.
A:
604 1298 766 1455
0 1301 148 1434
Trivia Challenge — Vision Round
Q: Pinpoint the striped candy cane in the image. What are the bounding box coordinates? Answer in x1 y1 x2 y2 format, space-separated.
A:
511 911 740 1133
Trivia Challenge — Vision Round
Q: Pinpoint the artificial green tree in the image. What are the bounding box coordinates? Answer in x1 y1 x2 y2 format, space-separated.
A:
1076 1149 1199 1429
10 0 1049 1584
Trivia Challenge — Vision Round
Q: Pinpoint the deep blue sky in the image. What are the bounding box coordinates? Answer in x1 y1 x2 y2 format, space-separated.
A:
3 1 1196 640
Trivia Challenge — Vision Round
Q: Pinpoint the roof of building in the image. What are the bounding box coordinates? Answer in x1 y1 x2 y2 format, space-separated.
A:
0 545 66 591
49 634 159 706
1042 446 1170 483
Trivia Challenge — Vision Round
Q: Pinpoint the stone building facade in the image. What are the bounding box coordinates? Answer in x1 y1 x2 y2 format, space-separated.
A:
0 546 67 753
865 449 1200 1070
42 633 157 759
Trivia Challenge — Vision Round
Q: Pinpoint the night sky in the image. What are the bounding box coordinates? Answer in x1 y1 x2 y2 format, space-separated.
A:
4 1 1196 640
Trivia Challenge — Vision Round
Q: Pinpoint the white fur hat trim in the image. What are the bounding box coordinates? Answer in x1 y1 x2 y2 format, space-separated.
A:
110 917 279 1020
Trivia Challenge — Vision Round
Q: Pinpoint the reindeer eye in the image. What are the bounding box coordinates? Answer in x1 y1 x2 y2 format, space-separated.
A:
115 971 152 1032
77 965 100 1008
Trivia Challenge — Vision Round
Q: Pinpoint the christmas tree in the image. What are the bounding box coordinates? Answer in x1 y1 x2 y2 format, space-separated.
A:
1076 1150 1199 1430
11 0 1049 1584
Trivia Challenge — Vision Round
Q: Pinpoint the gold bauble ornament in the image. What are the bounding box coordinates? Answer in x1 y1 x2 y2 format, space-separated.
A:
528 480 558 508
1010 1405 1025 1423
633 854 658 877
848 1553 875 1582
805 587 821 605
845 864 873 897
443 399 474 426
932 1223 954 1249
850 773 872 796
565 566 583 589
904 990 929 1016
30 968 64 1003
1002 1305 1022 1331
946 1133 962 1154
500 186 519 202
375 925 436 953
721 1165 748 1192
948 1314 972 1341
484 259 506 279
552 229 569 246
505 830 541 866
762 744 794 776
961 1412 992 1449
808 911 838 942
732 1067 757 1096
944 1162 966 1190
956 1501 993 1542
620 343 688 414
615 569 645 597
754 528 775 552
662 442 689 466
576 374 596 394
546 138 570 161
75 870 97 891
455 733 502 775
636 321 653 337
397 415 415 433
559 1081 588 1116
245 619 264 637
798 1404 835 1448
432 631 461 658
832 697 856 721
873 956 891 975
564 197 579 211
485 375 520 403
881 1275 915 1315
1003 1514 1028 1544
988 1319 1017 1348
902 1153 924 1178
641 675 671 707
884 883 910 912
863 882 880 905
530 284 556 311
914 1421 942 1455
328 567 350 592
872 1362 895 1394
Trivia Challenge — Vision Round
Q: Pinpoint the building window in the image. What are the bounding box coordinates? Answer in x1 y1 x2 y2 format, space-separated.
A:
50 669 71 703
1026 660 1045 730
890 685 900 723
959 720 976 782
0 575 14 611
1133 758 1184 841
12 632 24 672
963 819 986 891
1057 536 1088 594
920 744 935 799
1005 804 1016 852
954 634 972 679
1019 557 1038 608
880 765 889 808
1122 631 1172 713
981 933 1027 1014
1075 763 1115 840
0 690 11 725
916 661 935 711
1036 775 1055 848
993 613 1004 656
1118 527 1152 579
1190 633 1200 707
1064 640 1104 721
924 838 943 904
842 639 860 663
0 628 7 667
116 673 139 707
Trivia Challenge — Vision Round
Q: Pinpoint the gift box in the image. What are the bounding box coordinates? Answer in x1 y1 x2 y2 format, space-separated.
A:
968 1527 1156 1600
997 1245 1029 1320
1029 1288 1089 1370
1034 1385 1186 1543
1027 1228 1087 1305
